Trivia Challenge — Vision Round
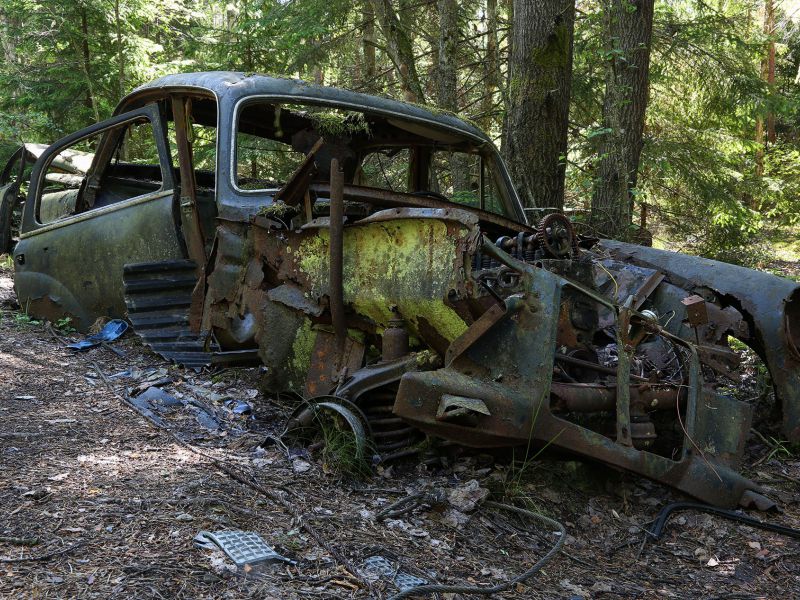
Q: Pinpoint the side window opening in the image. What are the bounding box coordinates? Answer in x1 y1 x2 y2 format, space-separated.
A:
356 148 410 193
429 151 479 206
236 132 307 190
428 150 505 215
100 120 163 205
37 116 164 225
234 102 311 191
234 102 365 192
231 100 512 219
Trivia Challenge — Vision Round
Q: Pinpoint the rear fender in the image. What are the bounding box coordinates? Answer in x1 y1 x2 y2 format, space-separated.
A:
600 240 800 442
13 270 90 328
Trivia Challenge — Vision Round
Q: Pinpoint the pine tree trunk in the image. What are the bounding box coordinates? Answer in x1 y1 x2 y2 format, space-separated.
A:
436 0 458 112
0 7 18 68
79 8 100 123
755 115 764 179
243 0 253 71
591 0 654 239
766 0 776 144
115 0 124 100
435 0 467 192
480 0 499 132
502 0 575 211
362 1 377 90
754 0 775 201
500 0 514 153
370 0 425 102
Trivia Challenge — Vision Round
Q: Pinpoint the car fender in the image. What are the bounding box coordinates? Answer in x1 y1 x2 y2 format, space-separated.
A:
600 239 800 442
13 270 92 329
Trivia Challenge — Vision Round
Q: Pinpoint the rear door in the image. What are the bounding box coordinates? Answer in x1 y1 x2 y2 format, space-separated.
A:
0 182 17 253
0 145 29 252
14 104 187 330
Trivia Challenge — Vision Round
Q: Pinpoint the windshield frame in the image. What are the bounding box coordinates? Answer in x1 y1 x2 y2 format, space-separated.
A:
228 94 525 222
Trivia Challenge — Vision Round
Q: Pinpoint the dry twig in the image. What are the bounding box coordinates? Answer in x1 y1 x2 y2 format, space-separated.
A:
0 541 87 563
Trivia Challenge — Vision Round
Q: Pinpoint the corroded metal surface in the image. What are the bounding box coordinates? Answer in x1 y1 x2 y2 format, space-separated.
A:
600 240 800 443
9 72 800 508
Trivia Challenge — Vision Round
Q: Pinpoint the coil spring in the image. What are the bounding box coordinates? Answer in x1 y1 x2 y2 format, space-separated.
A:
358 387 424 462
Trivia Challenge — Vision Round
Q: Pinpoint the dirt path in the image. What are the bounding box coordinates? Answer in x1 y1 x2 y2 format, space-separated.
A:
1 263 798 599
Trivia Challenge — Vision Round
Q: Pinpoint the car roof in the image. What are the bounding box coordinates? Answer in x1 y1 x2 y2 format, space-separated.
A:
122 71 492 145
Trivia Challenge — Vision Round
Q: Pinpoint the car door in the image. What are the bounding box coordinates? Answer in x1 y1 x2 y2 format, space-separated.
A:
0 179 18 253
0 144 30 253
13 104 187 330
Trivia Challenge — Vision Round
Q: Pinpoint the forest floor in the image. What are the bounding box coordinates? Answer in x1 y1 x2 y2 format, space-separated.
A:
1 259 799 600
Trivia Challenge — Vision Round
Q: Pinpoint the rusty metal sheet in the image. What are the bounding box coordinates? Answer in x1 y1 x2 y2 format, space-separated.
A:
393 241 768 508
354 206 479 228
682 295 709 327
253 213 480 345
304 330 365 397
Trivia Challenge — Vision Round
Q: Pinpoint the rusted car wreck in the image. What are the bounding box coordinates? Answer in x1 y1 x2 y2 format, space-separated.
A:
4 72 800 509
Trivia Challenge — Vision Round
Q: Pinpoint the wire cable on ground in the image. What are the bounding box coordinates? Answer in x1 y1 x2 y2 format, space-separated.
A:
59 328 564 598
648 501 800 542
0 541 87 563
375 490 447 522
384 498 566 600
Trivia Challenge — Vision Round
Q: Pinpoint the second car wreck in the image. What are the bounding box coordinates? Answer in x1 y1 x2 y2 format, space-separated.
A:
6 72 800 509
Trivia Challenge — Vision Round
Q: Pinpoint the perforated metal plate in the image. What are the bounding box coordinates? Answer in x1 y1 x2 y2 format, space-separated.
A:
363 555 427 591
194 530 294 567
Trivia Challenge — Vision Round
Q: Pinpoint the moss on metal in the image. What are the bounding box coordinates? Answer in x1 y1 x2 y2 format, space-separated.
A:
257 201 297 220
297 218 469 342
289 318 317 388
306 110 371 138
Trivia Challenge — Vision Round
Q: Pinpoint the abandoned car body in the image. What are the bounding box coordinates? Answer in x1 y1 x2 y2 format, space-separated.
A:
6 72 800 509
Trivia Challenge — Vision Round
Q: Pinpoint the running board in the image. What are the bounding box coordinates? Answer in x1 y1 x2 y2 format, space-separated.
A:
123 259 259 369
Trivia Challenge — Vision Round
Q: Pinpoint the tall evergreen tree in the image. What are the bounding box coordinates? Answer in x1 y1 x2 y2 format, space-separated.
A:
590 0 655 238
370 0 425 101
503 0 575 211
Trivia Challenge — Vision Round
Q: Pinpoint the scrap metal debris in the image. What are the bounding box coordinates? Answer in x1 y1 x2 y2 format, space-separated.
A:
362 556 428 592
193 530 294 568
2 280 799 598
647 501 800 543
127 386 182 427
66 319 128 351
374 497 568 600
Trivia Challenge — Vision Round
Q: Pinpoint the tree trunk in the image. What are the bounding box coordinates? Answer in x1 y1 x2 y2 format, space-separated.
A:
590 0 654 239
362 1 377 90
502 0 575 212
313 59 324 85
436 0 467 192
500 0 514 153
79 8 100 123
115 0 124 100
243 0 253 71
436 0 458 111
480 0 499 132
0 7 18 68
766 0 776 144
755 113 764 179
753 0 775 203
370 0 425 102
